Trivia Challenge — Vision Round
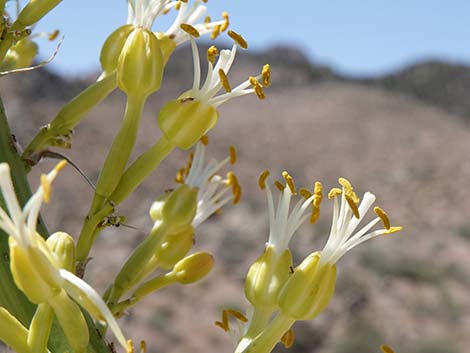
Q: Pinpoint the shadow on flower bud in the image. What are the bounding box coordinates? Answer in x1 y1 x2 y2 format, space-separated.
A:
155 226 195 270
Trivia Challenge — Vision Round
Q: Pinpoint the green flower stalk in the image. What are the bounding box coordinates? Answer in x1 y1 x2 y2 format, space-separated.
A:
0 161 127 352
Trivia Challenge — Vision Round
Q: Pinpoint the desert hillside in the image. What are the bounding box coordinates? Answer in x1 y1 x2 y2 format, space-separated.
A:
0 45 469 353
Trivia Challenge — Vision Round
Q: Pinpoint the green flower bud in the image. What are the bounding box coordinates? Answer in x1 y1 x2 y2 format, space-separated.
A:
278 252 336 320
16 0 62 27
117 28 163 97
100 24 134 74
9 237 61 304
161 184 198 232
157 98 219 150
154 226 194 270
173 252 214 284
1 38 38 71
46 232 76 273
244 246 292 310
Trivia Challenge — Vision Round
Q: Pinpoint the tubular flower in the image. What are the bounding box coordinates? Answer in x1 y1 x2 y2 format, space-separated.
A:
319 177 403 265
158 30 270 149
0 161 127 351
175 139 241 227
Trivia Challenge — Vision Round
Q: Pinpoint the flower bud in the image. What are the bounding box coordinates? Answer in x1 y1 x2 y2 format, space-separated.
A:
9 237 61 304
278 252 336 320
244 246 292 310
16 0 62 27
1 38 38 71
100 24 134 74
149 193 171 222
46 232 75 273
117 28 163 97
157 99 219 150
154 226 195 270
161 184 198 232
173 252 214 284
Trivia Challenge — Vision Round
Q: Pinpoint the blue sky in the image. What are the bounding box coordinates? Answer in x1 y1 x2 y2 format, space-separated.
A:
14 0 470 77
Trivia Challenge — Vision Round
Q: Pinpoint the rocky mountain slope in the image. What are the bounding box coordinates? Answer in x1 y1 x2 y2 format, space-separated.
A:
0 46 469 353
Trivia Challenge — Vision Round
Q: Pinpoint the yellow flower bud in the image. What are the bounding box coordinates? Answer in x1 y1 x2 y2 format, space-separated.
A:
16 0 62 27
100 24 134 75
154 226 195 270
46 232 76 273
245 246 292 310
117 28 163 97
157 98 219 150
1 38 38 71
278 252 336 320
9 237 61 304
173 252 214 284
161 184 198 232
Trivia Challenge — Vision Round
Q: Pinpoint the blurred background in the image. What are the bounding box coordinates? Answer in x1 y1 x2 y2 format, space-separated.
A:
1 1 470 353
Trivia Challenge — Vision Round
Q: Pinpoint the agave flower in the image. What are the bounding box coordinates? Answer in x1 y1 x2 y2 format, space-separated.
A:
0 161 127 351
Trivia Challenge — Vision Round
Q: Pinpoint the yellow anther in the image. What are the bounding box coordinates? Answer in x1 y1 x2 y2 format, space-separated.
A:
48 30 59 41
228 30 248 49
127 340 134 353
262 64 271 87
338 177 353 192
310 182 323 223
162 7 170 14
215 310 229 331
140 341 147 353
221 11 230 32
180 23 200 38
207 45 218 64
282 171 296 195
227 172 242 204
229 146 237 164
40 174 51 203
328 188 342 199
185 152 195 176
200 135 209 145
345 194 360 219
374 206 390 230
226 309 248 323
175 1 181 10
281 329 295 349
380 345 395 353
299 187 312 199
218 69 232 93
55 159 67 172
175 168 186 184
274 180 285 192
204 16 211 25
210 24 221 40
385 226 403 234
249 76 265 100
258 170 270 190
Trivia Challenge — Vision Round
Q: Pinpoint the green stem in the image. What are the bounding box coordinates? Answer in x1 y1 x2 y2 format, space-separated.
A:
91 94 146 213
76 136 174 262
22 72 117 159
243 307 273 340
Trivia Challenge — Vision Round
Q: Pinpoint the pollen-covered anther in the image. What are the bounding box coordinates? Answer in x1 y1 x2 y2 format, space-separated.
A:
227 172 241 204
258 170 270 190
140 341 147 353
210 24 221 40
221 12 230 32
281 329 295 349
345 194 360 219
228 30 248 49
274 180 285 192
380 345 395 353
262 64 271 87
374 206 391 230
207 45 218 64
249 76 266 100
180 23 200 38
48 30 60 41
200 135 209 145
328 187 342 199
219 69 232 93
299 187 312 199
282 171 297 195
338 177 353 193
204 16 211 25
175 168 186 183
127 340 135 353
229 146 237 164
215 309 247 333
385 226 403 235
310 181 323 224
